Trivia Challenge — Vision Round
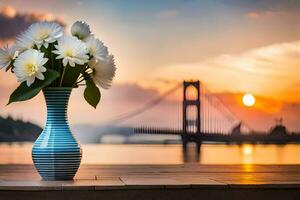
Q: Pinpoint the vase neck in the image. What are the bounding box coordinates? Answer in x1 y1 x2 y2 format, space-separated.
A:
43 88 72 124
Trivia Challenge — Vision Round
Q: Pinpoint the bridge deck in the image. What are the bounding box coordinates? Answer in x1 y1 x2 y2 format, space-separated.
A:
0 164 300 200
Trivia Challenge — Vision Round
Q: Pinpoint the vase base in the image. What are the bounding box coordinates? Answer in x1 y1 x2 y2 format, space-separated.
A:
32 147 82 181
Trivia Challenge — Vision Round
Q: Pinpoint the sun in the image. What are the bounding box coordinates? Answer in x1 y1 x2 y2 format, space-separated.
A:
242 94 255 107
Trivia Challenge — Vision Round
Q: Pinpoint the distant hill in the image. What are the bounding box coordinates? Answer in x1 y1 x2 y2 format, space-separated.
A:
0 116 42 142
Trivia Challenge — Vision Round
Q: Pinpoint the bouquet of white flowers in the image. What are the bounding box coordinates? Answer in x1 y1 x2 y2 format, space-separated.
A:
0 21 116 108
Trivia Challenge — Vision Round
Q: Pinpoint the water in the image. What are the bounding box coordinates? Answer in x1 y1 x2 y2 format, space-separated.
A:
1 143 300 165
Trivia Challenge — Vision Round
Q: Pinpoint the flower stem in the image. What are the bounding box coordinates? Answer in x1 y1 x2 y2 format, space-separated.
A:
49 44 56 86
50 44 54 69
60 66 67 87
58 60 63 87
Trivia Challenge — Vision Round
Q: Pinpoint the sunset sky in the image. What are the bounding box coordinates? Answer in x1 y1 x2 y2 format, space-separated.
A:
0 0 300 132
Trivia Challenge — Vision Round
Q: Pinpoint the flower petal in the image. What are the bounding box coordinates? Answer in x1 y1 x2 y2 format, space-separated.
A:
26 76 35 87
36 73 45 80
69 60 75 67
63 58 68 66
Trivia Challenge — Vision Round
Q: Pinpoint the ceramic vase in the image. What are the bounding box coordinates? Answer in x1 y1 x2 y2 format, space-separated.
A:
32 87 82 180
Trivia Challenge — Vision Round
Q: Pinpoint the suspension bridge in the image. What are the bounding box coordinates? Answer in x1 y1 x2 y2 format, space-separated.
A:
108 80 300 150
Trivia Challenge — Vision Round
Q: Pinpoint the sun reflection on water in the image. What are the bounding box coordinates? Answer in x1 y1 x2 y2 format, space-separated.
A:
241 144 254 164
242 144 253 156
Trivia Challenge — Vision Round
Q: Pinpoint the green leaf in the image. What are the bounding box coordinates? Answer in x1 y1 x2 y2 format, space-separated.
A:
7 69 60 105
84 78 101 108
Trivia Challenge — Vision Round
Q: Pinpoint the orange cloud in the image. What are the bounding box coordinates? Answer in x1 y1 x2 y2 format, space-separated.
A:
245 11 275 19
234 93 282 114
156 40 300 103
244 10 296 20
26 12 63 23
1 6 16 18
0 5 65 46
245 12 260 19
216 92 300 132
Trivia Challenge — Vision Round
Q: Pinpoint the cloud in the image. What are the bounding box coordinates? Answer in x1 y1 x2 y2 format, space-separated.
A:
244 11 277 19
1 6 16 18
224 0 300 20
106 83 159 103
156 40 300 102
155 10 179 19
244 10 297 20
95 83 181 127
0 5 65 45
245 12 260 19
207 41 300 76
225 0 300 12
216 92 300 132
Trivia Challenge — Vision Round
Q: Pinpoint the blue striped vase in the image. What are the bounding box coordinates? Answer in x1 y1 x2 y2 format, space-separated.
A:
32 88 82 180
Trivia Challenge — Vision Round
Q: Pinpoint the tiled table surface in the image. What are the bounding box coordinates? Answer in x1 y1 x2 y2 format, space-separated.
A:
0 164 300 190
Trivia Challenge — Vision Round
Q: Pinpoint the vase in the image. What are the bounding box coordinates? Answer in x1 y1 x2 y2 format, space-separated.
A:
32 87 82 180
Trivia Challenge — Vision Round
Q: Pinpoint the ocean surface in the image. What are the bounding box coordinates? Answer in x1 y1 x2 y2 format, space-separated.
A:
1 143 300 165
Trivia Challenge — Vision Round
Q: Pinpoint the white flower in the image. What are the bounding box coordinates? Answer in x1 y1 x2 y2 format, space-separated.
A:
84 35 108 60
13 49 48 87
15 31 35 53
52 35 89 67
71 21 91 40
89 55 116 89
26 21 63 49
0 44 18 70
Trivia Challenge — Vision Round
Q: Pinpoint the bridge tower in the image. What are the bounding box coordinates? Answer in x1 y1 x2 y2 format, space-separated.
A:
182 80 201 152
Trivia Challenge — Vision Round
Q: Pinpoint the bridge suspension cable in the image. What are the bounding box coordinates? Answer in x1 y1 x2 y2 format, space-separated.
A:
201 84 253 132
107 82 182 124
